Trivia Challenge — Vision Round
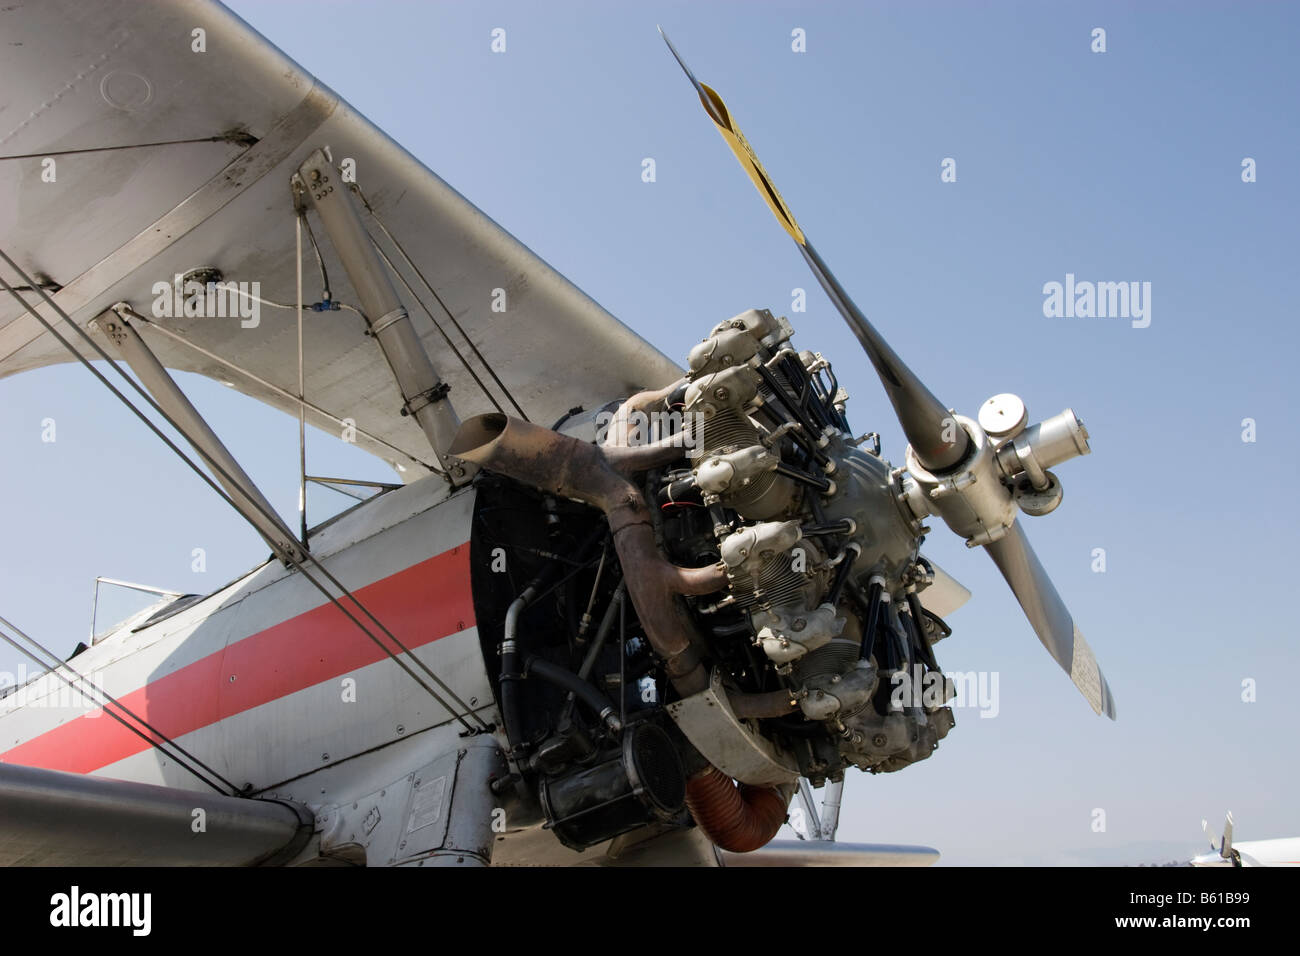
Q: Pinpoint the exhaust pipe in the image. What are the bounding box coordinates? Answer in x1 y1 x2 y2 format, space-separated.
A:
450 413 723 695
450 412 792 851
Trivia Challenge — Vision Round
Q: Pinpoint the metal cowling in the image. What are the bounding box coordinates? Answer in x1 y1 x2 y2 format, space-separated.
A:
685 766 788 854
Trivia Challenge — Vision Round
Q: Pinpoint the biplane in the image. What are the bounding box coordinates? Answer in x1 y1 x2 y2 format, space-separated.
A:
0 0 1111 866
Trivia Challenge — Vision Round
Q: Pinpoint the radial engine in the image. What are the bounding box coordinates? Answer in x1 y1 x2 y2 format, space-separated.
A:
457 307 1079 854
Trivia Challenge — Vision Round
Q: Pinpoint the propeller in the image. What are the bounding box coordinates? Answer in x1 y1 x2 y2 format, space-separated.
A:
985 522 1115 718
658 27 965 474
661 29 1116 719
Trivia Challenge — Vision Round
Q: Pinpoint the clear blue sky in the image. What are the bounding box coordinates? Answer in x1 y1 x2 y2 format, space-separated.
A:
2 0 1296 865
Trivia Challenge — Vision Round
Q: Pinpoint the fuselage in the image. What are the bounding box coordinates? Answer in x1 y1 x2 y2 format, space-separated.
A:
0 474 491 802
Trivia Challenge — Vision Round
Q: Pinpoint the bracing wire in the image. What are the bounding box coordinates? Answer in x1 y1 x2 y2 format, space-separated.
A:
291 188 507 419
0 133 258 163
0 615 239 795
367 234 505 416
351 183 530 420
299 210 331 302
0 252 489 734
120 311 438 472
296 212 308 546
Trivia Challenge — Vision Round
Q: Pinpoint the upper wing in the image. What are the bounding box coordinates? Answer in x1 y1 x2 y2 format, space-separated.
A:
0 0 681 476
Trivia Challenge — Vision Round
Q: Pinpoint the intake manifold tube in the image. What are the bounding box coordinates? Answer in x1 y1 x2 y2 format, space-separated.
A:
603 379 686 447
449 413 724 696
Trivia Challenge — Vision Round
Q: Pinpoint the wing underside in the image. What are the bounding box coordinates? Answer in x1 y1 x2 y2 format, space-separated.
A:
0 0 681 476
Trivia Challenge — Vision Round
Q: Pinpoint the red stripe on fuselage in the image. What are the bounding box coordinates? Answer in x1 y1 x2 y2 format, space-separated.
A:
0 544 475 774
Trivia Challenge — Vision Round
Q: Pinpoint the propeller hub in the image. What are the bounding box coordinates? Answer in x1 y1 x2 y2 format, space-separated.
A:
902 415 1016 549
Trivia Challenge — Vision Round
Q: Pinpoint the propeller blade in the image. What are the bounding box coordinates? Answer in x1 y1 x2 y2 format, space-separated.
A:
984 521 1116 719
661 31 1113 720
1221 812 1234 860
659 28 967 472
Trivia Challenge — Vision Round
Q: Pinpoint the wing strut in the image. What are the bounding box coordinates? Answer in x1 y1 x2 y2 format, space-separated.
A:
352 181 531 422
95 305 306 563
293 149 476 486
117 309 438 472
0 251 490 734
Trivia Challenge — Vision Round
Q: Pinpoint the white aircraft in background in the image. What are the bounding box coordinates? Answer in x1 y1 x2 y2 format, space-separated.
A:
1193 814 1300 867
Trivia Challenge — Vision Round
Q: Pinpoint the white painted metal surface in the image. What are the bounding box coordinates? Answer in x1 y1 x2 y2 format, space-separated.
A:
0 0 682 477
0 477 490 794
